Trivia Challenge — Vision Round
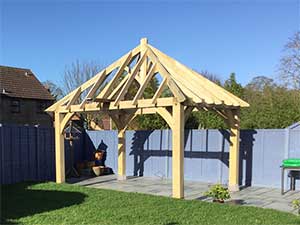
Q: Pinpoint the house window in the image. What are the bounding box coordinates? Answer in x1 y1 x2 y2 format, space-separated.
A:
37 102 47 114
11 100 20 113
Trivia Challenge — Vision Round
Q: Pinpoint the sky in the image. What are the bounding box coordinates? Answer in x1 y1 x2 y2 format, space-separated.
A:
1 0 299 87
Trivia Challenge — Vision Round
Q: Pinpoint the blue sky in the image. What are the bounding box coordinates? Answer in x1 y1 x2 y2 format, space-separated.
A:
1 0 299 87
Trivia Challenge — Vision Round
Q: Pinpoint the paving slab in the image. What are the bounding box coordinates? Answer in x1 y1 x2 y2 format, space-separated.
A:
68 175 299 214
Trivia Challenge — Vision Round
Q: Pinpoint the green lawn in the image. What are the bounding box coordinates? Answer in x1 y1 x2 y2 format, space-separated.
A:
2 182 300 225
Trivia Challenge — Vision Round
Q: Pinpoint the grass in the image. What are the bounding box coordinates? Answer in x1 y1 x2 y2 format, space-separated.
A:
2 182 300 225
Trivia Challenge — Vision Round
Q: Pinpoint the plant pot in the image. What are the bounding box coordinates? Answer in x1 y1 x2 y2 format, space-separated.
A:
92 166 105 176
213 199 225 203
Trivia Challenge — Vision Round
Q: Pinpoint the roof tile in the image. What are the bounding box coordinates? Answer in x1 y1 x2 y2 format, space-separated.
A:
0 65 55 100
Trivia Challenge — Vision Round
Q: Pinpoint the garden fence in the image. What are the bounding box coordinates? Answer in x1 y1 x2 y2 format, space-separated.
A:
1 124 300 188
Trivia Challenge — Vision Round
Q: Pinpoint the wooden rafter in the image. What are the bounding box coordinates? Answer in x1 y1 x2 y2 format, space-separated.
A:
149 44 248 107
151 78 167 104
132 63 157 105
146 48 186 103
148 46 215 104
114 50 148 106
97 52 133 100
107 76 129 99
66 87 81 110
47 47 140 112
79 70 106 109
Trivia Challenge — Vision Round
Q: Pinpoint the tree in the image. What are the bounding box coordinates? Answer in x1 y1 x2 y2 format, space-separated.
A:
62 60 103 129
184 70 225 129
241 79 300 129
224 72 244 98
42 80 64 100
135 77 168 130
200 70 222 85
245 76 276 91
186 111 226 129
279 31 300 89
62 60 102 99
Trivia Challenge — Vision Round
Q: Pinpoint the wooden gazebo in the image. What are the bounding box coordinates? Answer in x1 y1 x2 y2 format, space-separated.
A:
46 38 249 199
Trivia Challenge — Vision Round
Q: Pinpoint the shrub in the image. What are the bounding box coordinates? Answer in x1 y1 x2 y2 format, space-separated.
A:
204 184 231 203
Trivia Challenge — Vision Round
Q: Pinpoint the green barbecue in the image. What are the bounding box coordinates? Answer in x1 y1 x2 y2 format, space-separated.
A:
282 158 300 167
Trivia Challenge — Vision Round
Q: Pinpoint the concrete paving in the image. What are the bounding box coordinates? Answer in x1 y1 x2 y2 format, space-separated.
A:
68 175 300 214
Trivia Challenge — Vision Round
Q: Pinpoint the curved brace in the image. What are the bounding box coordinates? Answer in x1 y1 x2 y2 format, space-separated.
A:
156 107 174 130
108 112 137 130
124 114 137 130
60 112 75 134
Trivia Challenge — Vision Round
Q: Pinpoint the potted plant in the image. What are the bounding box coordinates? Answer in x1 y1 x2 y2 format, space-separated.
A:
204 184 231 203
292 199 300 215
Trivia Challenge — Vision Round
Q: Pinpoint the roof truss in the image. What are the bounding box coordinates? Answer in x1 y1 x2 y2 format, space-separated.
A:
46 38 249 114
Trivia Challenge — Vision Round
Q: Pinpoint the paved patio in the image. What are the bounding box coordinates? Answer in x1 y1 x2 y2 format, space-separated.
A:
68 175 299 214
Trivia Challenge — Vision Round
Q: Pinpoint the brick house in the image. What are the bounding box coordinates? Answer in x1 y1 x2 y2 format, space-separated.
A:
0 66 55 126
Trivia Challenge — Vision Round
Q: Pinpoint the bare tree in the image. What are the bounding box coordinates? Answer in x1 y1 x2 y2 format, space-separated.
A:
42 80 64 100
63 60 102 99
62 60 104 129
200 70 222 85
279 31 300 89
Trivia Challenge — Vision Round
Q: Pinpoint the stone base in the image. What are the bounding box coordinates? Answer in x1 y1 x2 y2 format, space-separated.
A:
117 175 127 181
228 184 240 192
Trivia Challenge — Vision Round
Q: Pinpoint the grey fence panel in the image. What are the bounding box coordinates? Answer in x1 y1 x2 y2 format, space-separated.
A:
126 130 168 178
3 126 13 184
20 126 30 181
37 128 45 181
28 126 38 181
0 124 55 184
289 130 300 158
262 130 285 187
203 130 227 183
250 130 285 187
85 130 118 173
250 130 265 186
184 130 203 181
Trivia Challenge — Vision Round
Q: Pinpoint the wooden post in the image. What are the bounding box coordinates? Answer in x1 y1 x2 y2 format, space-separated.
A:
228 109 240 192
117 128 126 180
54 112 65 183
140 38 148 82
109 113 131 181
172 103 184 198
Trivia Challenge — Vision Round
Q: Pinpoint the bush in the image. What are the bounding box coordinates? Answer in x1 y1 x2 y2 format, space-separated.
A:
204 184 231 203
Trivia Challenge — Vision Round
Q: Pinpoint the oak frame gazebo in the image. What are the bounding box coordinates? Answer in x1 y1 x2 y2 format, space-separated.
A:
46 38 249 199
